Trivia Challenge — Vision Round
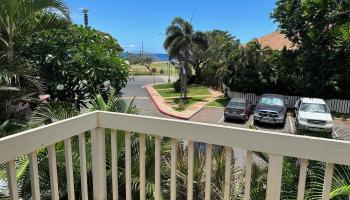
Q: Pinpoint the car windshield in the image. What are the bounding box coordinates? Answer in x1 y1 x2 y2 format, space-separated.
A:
300 103 330 113
259 97 284 106
228 101 245 108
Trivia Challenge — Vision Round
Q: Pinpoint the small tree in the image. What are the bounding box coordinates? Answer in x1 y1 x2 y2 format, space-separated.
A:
20 25 129 109
128 54 157 73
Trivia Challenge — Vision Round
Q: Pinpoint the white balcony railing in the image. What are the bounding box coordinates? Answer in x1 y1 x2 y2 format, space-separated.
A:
1 111 350 200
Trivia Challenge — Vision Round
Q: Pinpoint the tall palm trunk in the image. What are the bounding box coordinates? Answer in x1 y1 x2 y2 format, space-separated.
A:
180 61 188 99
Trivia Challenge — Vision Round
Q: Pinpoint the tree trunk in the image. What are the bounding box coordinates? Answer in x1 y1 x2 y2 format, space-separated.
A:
183 61 188 98
194 65 202 83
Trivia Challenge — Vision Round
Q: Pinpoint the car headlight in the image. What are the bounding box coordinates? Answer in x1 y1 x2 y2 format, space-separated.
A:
254 110 259 115
278 113 284 118
326 120 333 126
299 118 307 122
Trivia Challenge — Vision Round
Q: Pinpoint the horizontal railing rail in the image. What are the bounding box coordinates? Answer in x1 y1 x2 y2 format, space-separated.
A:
0 112 97 164
1 111 350 200
98 111 350 165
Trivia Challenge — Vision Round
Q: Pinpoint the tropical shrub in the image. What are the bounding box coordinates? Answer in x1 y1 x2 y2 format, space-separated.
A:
0 1 70 125
271 0 350 99
173 79 181 93
20 25 129 109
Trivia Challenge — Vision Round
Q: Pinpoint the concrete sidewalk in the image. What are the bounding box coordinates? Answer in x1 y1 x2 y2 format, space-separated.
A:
145 85 223 120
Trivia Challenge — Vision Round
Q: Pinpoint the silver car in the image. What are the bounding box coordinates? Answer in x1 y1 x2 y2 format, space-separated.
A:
295 98 333 133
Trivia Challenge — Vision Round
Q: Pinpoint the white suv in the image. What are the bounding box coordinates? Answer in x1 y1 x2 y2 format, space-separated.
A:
294 98 333 133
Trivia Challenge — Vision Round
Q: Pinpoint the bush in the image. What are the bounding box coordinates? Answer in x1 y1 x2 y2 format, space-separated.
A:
173 79 181 92
20 25 129 108
160 69 164 74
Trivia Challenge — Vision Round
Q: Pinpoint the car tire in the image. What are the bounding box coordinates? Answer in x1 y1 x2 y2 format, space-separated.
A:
280 119 286 128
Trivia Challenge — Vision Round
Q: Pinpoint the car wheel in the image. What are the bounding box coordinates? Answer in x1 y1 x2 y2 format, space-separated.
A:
280 119 286 128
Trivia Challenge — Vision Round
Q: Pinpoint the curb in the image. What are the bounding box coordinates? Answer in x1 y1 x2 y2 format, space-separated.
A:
144 85 223 120
144 85 189 120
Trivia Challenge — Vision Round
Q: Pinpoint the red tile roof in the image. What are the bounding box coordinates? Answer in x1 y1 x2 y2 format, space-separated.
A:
256 31 294 50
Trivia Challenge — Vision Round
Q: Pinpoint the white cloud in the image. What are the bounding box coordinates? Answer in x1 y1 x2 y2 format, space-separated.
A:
127 44 136 48
71 13 83 20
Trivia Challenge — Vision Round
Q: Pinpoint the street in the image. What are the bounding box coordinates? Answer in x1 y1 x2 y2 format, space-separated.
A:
121 76 173 118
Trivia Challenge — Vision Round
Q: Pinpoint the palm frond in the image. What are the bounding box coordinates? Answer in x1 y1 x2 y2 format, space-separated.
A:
29 101 79 127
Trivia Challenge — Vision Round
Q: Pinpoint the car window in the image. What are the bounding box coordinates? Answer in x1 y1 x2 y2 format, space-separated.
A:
259 97 284 106
300 103 330 113
228 101 245 108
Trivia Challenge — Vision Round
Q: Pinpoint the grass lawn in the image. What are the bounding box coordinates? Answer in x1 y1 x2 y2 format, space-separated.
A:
332 112 350 120
207 97 230 107
154 83 173 89
173 97 206 111
130 62 177 75
156 84 211 98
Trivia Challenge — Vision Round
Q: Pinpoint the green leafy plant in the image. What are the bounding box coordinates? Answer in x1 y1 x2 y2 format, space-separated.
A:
20 25 129 109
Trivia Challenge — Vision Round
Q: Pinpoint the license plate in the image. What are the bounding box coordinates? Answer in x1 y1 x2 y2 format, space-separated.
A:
261 116 273 122
309 127 321 132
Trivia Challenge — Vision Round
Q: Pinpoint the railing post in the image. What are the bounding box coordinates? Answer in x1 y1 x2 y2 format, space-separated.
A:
64 138 75 200
205 144 213 200
243 150 253 200
297 159 308 200
48 145 59 200
322 163 334 200
79 133 88 200
154 136 161 200
223 147 232 200
170 138 178 200
266 154 284 200
187 140 194 200
125 131 132 200
29 151 40 200
7 160 18 200
139 133 146 200
91 128 107 200
111 130 119 200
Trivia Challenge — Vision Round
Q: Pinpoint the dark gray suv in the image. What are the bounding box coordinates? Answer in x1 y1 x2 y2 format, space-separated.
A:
253 94 287 126
224 98 252 121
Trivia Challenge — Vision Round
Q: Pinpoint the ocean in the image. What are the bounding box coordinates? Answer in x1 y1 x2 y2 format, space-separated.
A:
121 52 170 62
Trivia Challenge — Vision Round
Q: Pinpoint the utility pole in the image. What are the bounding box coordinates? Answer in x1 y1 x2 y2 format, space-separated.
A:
141 42 144 55
82 9 89 26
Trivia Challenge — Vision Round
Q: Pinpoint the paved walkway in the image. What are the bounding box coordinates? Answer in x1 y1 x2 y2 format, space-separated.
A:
145 85 223 120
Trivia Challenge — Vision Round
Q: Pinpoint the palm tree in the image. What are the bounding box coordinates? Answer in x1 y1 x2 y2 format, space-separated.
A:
0 0 71 125
0 0 70 56
164 17 207 99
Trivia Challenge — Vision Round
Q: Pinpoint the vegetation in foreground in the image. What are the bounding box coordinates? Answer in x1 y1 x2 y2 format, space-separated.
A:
1 0 350 199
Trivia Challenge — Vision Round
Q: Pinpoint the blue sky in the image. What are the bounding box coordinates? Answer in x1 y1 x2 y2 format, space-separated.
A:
67 0 278 53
